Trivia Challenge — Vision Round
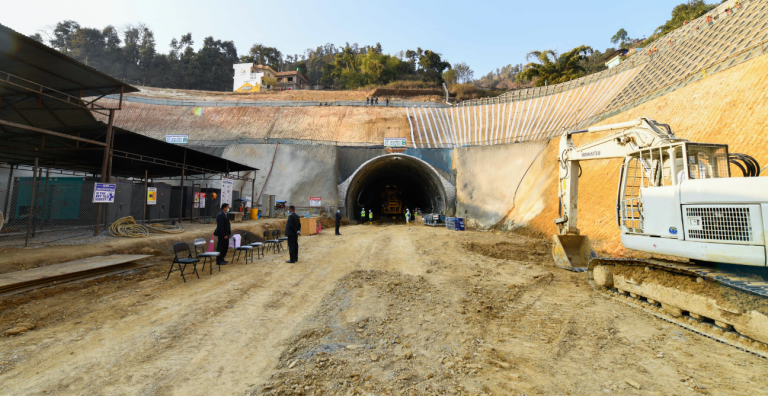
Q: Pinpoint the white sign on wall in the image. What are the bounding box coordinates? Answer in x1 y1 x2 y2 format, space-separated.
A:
384 138 407 148
165 134 189 144
220 178 234 206
147 187 157 205
92 183 116 203
309 197 321 207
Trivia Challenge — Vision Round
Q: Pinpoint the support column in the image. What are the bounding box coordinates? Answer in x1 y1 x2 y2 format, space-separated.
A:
25 158 38 248
4 164 14 221
143 170 148 226
39 168 50 229
251 171 256 220
179 149 186 224
31 167 42 238
94 110 115 236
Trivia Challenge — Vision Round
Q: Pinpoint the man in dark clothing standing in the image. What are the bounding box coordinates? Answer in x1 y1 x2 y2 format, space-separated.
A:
214 203 232 265
285 205 301 263
335 209 342 236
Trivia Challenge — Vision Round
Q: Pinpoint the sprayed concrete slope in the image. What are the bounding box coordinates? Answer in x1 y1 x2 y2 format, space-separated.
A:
500 52 768 253
97 99 412 145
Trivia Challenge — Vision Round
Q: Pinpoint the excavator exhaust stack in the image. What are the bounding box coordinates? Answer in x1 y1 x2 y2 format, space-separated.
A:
551 234 595 272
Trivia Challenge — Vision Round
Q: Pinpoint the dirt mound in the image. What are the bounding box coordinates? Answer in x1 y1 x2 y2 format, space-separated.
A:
464 240 550 263
252 269 472 395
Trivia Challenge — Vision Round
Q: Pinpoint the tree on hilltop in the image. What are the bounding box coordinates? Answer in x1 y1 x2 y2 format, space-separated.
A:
645 0 717 45
517 45 593 87
418 50 451 84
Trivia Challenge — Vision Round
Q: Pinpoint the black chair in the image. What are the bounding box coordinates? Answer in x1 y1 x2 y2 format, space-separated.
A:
263 230 279 253
248 236 265 259
167 242 200 283
272 230 285 253
277 230 288 250
234 233 254 264
194 238 221 275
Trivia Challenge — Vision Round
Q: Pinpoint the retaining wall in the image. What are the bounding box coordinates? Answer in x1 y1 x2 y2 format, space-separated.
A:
505 49 768 254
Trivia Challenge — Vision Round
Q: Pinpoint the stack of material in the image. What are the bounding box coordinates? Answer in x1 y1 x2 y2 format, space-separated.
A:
445 217 466 231
0 255 152 296
299 218 318 235
109 216 184 237
424 214 445 227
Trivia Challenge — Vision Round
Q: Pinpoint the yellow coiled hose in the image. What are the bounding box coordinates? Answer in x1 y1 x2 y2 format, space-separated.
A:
109 216 184 238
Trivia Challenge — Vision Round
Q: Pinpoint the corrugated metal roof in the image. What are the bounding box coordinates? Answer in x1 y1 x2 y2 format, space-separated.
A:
0 23 139 98
0 24 254 178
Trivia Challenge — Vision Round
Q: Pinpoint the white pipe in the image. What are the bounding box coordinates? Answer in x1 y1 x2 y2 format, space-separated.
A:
405 107 417 149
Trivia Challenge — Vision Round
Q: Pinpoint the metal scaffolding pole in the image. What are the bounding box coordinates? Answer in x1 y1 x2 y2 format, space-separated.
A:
24 158 38 248
179 149 186 224
251 171 256 219
143 170 148 226
4 165 13 220
94 110 115 236
31 167 42 237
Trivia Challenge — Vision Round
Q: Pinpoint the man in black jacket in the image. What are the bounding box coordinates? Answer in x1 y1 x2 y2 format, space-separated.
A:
335 209 342 236
214 203 232 265
285 205 301 263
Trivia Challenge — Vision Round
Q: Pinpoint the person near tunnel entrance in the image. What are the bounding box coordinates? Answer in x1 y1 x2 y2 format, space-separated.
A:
285 205 301 263
368 209 373 224
335 209 342 236
406 208 411 227
346 155 450 229
360 207 365 224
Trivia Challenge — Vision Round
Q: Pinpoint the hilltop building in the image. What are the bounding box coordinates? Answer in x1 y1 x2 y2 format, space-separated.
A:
275 70 309 90
232 63 308 92
605 49 630 69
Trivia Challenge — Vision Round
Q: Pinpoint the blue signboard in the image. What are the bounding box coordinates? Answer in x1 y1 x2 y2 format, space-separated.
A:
92 183 116 203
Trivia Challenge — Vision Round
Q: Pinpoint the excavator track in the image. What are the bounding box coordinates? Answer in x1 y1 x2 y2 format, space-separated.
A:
587 257 768 359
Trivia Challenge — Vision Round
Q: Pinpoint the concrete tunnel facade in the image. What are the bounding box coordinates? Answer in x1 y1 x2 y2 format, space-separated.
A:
338 153 456 222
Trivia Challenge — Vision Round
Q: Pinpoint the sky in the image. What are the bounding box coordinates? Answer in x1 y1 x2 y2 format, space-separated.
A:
3 0 684 76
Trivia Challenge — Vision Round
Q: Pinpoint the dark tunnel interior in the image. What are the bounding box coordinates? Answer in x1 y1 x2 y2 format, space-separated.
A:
346 156 445 222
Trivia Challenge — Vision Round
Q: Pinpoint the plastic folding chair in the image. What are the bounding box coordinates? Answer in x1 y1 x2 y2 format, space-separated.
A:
194 238 221 275
277 230 289 249
234 233 254 264
272 230 285 253
264 230 279 253
167 242 200 283
248 236 265 259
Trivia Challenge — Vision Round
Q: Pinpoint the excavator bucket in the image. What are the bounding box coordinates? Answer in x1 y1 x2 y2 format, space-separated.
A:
551 234 596 272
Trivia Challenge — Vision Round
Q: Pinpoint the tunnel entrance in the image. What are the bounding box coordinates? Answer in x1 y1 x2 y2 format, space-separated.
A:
344 154 448 223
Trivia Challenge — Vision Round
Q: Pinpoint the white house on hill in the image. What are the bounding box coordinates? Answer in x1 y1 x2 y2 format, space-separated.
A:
232 64 279 92
232 63 308 92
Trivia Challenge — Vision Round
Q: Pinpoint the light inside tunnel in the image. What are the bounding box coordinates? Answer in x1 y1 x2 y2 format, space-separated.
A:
346 155 446 222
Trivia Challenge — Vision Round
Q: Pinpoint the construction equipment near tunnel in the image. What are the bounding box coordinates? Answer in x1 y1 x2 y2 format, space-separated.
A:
381 185 403 216
552 117 768 358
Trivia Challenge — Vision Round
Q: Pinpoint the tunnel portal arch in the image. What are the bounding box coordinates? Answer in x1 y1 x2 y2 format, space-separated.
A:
338 153 455 221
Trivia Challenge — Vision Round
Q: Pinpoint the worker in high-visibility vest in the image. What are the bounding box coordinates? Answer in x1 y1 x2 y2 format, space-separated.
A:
368 210 373 225
405 209 411 227
361 208 366 224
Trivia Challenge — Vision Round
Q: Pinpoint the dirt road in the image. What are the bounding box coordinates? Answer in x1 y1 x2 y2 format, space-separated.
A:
1 225 766 395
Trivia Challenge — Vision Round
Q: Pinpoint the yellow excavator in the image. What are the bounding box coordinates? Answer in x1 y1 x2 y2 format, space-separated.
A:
552 117 768 358
382 185 403 216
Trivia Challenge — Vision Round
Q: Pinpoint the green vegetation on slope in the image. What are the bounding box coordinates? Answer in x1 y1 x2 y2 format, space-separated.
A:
31 21 465 92
478 1 720 90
